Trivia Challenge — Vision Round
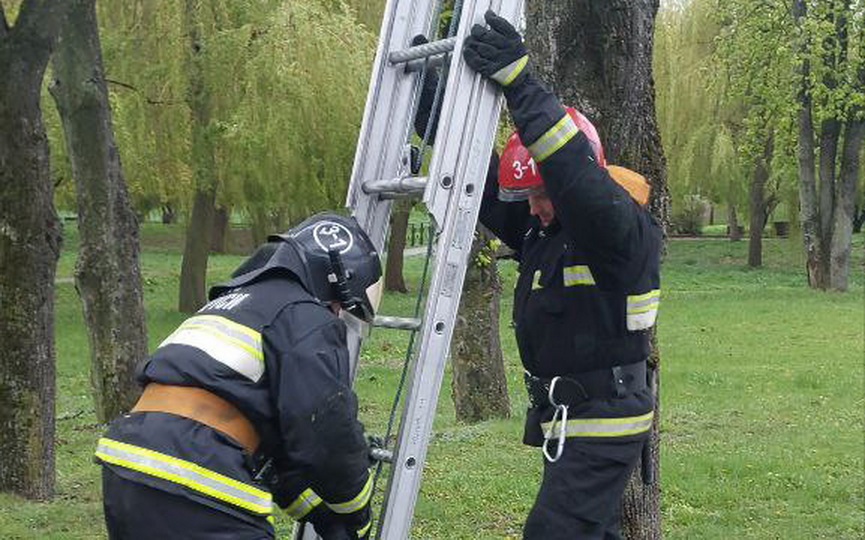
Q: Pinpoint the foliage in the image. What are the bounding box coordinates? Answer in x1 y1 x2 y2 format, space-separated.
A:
45 0 377 229
671 193 708 235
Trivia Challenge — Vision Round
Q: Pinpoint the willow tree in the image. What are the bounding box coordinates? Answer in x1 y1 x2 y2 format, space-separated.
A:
0 0 66 500
49 0 148 422
219 0 375 239
525 1 669 537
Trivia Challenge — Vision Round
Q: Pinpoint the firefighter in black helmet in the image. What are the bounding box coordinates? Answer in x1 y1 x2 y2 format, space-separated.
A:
95 212 382 539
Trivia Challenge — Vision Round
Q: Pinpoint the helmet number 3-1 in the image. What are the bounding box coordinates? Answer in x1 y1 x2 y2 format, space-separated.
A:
313 222 354 254
512 158 537 180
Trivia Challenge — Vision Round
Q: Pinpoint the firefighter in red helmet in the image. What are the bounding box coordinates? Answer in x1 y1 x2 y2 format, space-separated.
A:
465 12 662 539
416 10 661 539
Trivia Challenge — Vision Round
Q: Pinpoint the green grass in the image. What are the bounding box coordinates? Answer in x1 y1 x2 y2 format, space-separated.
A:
0 228 862 539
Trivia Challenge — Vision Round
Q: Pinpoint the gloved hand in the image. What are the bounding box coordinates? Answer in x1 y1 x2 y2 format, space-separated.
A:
463 10 530 87
412 34 442 142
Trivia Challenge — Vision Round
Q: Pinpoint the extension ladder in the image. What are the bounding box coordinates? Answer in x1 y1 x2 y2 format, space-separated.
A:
296 0 523 538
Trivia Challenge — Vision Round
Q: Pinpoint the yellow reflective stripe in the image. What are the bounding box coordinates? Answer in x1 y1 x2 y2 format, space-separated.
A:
491 55 528 86
563 265 596 286
285 488 322 519
95 438 272 515
357 518 372 538
160 314 264 382
326 474 373 514
527 113 580 163
178 315 263 360
267 515 275 525
531 269 543 290
541 411 654 438
628 289 661 303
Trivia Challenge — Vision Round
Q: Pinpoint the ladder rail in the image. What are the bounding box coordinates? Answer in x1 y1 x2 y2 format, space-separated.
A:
296 1 524 538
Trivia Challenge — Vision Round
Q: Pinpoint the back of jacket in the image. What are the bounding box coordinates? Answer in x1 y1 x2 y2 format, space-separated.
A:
96 271 371 530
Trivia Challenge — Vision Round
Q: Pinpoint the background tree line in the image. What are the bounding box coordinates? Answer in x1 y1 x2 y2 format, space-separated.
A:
655 0 864 288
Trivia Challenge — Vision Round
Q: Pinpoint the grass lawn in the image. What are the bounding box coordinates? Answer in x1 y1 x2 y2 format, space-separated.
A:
0 224 862 539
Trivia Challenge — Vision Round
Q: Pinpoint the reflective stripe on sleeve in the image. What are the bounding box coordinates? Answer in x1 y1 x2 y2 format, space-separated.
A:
541 411 654 439
626 289 660 331
285 488 322 520
325 474 373 514
527 113 580 163
159 314 264 382
491 55 528 86
563 265 596 286
94 437 272 515
357 518 372 538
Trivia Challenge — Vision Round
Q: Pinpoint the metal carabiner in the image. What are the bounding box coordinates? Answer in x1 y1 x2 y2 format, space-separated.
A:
542 376 568 463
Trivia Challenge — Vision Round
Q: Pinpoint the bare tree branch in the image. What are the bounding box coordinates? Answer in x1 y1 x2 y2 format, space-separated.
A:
105 78 183 106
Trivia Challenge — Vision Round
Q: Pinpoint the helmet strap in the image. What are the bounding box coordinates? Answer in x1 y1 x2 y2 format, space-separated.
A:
327 249 359 314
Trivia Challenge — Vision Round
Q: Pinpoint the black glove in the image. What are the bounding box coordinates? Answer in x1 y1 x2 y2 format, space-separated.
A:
412 34 442 142
463 10 530 87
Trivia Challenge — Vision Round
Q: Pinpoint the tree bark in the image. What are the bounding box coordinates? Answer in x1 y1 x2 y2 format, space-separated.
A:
829 118 865 291
794 0 825 289
210 205 229 254
49 0 148 423
451 227 510 423
0 0 66 500
178 0 217 313
727 204 742 241
748 135 773 268
526 1 669 536
384 200 411 293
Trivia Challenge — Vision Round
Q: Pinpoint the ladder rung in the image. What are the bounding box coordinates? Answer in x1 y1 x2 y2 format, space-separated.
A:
388 37 457 65
362 176 427 195
372 316 422 331
404 55 445 73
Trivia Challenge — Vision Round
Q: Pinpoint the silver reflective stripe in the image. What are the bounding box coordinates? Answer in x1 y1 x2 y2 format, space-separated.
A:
627 289 660 331
527 113 580 163
541 411 654 438
326 474 373 514
563 265 596 286
285 488 322 519
160 314 264 382
491 55 528 86
95 438 272 515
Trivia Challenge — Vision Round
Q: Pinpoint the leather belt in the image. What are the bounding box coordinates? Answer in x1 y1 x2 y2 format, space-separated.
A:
132 383 260 454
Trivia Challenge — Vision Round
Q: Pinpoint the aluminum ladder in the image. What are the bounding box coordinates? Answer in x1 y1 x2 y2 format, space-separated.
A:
296 0 523 538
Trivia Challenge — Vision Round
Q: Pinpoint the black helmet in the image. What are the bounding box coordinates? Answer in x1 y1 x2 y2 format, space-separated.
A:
268 212 382 322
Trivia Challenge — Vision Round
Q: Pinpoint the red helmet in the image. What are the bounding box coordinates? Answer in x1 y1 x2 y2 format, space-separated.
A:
498 107 607 201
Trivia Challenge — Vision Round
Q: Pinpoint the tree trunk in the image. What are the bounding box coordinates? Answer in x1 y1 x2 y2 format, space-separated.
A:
794 0 825 289
49 0 148 423
162 203 176 224
210 205 229 254
829 118 865 291
451 226 510 423
748 135 773 268
727 204 742 241
178 0 217 313
179 188 216 312
526 1 669 536
385 200 411 293
0 0 66 500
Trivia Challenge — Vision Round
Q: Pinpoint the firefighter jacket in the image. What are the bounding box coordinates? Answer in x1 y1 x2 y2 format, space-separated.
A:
94 243 372 536
478 75 662 449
